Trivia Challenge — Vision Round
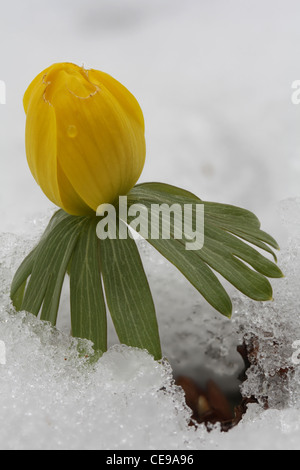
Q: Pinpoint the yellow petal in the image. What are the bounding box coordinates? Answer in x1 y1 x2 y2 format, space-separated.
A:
25 80 63 209
57 161 94 215
25 66 93 215
50 68 145 211
24 63 146 215
88 69 145 132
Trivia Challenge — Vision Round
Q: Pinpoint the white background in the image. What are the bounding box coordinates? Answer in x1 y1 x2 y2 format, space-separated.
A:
0 0 299 237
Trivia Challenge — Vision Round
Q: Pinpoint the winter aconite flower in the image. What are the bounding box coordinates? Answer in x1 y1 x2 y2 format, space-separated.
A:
11 60 283 368
23 62 146 215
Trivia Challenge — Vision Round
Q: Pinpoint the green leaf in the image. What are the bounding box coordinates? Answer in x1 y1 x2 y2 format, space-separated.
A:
126 195 232 316
204 225 282 278
11 279 27 311
204 201 280 250
196 235 273 301
127 183 283 315
10 248 36 309
132 184 279 250
70 218 107 352
41 209 72 237
21 213 86 324
147 236 232 317
99 218 162 360
222 230 278 262
10 182 283 361
10 210 78 314
132 182 202 202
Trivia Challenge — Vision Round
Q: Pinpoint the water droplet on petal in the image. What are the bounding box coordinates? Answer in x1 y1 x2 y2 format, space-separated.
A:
67 125 77 138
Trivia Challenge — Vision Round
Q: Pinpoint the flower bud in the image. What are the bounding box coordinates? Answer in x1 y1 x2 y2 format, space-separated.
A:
23 62 146 215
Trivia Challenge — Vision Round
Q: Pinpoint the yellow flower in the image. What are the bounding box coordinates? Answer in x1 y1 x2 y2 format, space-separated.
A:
23 62 146 215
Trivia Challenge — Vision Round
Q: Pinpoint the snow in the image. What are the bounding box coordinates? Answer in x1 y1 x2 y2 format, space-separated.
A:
0 0 300 450
0 199 300 450
232 199 300 410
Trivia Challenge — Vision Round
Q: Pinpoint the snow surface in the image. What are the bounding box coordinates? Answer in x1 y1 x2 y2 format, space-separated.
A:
0 205 300 450
0 0 300 450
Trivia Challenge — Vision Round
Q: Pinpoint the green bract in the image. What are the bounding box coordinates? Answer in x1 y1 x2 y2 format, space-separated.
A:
10 183 283 361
